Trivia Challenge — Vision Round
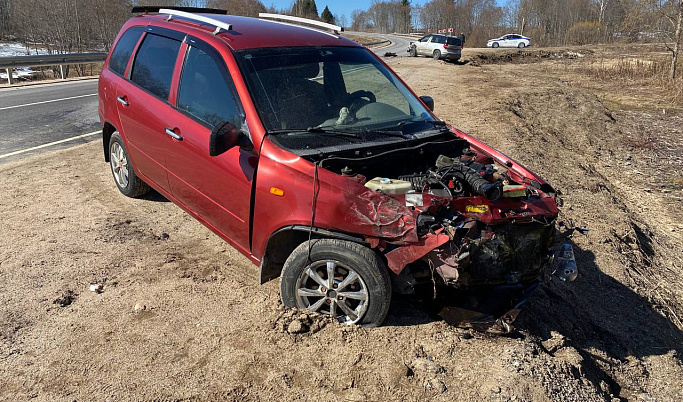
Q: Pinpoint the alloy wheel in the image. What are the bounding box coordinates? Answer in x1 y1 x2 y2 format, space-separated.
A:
294 260 369 324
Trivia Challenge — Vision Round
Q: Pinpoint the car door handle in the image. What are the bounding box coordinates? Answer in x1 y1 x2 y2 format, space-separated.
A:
116 96 129 107
165 128 183 141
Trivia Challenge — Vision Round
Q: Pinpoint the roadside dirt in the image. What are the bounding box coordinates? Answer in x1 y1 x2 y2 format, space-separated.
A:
1 49 682 401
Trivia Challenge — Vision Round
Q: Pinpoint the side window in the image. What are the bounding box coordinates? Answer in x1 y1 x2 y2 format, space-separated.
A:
177 46 242 128
109 27 143 76
130 34 182 100
434 36 446 44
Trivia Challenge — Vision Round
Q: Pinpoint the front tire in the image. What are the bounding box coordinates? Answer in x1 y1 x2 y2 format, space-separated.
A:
492 42 499 48
432 49 441 60
109 132 150 198
280 239 391 327
410 46 417 57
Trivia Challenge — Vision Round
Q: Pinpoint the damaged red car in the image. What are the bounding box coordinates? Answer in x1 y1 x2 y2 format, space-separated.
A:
99 8 576 330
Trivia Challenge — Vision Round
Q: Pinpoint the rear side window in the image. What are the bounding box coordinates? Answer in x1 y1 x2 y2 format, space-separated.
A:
177 46 242 128
131 34 182 100
433 36 446 44
446 37 462 46
109 27 143 76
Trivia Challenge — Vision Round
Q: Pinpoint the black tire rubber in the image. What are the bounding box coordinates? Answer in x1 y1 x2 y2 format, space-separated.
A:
518 42 525 48
280 239 392 327
492 42 499 48
432 49 441 60
109 132 150 198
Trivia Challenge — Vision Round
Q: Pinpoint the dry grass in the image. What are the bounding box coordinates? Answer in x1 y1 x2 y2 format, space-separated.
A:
575 55 683 104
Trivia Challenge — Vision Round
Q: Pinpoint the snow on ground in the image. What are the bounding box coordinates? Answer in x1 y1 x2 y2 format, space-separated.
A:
0 42 48 81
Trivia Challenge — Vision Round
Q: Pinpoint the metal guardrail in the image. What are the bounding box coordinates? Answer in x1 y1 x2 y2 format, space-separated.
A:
0 52 107 85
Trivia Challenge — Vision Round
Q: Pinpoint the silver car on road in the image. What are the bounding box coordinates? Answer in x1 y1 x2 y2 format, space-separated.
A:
408 34 462 61
487 34 531 48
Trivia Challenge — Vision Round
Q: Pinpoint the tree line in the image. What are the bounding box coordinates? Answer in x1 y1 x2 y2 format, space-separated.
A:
351 1 682 49
0 0 339 54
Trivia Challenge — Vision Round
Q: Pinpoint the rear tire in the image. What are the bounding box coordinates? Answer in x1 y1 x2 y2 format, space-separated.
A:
109 132 150 198
280 239 391 327
432 49 441 60
518 42 525 48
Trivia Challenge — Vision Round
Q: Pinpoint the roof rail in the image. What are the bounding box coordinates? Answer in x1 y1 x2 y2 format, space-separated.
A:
132 6 227 15
258 13 344 34
158 8 232 35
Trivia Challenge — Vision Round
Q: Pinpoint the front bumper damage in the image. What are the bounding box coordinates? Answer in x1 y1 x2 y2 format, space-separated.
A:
375 217 578 333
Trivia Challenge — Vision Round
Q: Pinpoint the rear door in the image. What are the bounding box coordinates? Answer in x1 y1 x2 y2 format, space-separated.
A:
164 37 255 251
116 28 184 192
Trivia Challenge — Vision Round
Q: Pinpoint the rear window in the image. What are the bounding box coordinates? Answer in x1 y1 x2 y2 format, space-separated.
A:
109 27 143 76
446 37 462 46
131 34 181 100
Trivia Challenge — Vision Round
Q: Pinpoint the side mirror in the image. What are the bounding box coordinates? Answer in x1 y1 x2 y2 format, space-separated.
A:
209 121 253 156
420 95 435 111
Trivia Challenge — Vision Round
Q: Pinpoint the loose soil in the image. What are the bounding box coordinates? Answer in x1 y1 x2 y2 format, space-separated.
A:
1 47 682 401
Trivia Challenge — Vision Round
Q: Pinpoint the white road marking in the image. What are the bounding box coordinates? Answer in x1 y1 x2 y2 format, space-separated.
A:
0 93 97 111
0 130 99 159
0 78 98 91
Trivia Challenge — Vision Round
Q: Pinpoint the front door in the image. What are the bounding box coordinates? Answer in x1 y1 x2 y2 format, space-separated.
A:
164 39 256 251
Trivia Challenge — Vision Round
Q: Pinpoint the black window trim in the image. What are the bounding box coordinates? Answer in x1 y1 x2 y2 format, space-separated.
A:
108 26 145 79
126 31 185 104
174 35 245 130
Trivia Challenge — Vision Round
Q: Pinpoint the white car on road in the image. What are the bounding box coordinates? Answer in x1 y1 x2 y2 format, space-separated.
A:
487 34 531 48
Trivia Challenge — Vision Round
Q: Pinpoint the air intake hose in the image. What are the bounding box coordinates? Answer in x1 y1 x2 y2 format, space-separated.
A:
453 164 503 200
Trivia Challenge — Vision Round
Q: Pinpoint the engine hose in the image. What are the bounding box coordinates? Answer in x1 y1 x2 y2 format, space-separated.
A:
453 164 503 200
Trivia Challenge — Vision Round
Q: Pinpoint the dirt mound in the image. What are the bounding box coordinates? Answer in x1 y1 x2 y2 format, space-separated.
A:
469 49 593 66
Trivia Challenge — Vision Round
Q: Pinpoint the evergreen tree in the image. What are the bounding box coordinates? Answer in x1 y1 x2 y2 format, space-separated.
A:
321 6 334 24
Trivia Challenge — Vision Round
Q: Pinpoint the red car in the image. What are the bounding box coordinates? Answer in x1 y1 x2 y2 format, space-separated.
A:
99 8 573 330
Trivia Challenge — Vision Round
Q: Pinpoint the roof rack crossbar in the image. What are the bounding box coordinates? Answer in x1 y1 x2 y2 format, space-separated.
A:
258 13 344 34
159 8 232 35
132 6 227 15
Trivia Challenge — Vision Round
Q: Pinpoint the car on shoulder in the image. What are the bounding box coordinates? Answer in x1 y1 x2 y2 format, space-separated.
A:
99 7 574 331
408 34 462 61
487 34 531 48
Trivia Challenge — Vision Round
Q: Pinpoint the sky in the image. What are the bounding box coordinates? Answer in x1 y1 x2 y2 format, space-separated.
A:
265 0 431 23
265 0 506 25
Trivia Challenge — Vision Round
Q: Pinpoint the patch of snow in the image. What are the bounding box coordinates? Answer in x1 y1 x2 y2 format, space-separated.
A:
0 42 48 57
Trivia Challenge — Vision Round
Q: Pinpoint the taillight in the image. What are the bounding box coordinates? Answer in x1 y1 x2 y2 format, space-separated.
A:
461 43 464 50
443 43 448 49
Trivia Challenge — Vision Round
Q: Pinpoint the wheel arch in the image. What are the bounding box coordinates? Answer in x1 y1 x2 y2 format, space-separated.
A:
102 122 117 162
258 225 369 284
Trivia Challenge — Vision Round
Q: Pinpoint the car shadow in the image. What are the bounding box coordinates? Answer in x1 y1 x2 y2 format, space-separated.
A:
383 239 683 367
450 60 470 65
140 189 170 202
518 240 683 360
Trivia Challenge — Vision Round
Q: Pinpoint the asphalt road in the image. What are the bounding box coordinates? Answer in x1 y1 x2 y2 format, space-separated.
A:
0 79 100 163
0 33 416 164
352 31 415 59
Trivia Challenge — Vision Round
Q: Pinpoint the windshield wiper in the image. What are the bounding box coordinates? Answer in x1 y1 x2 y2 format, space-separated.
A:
398 118 448 128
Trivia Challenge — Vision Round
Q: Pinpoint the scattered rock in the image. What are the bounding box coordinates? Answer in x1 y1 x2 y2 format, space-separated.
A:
410 357 446 375
425 378 447 393
460 332 473 340
158 232 169 240
287 319 308 334
89 283 104 293
541 331 566 354
53 290 77 307
133 303 146 312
